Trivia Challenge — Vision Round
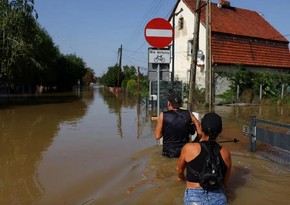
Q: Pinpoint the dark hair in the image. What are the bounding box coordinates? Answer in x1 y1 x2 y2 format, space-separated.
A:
201 112 222 140
203 128 219 139
167 93 182 109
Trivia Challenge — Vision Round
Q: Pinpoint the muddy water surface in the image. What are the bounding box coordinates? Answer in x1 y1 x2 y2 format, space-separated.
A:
0 87 290 205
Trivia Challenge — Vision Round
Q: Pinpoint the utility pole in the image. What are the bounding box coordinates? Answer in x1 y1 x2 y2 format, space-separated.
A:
188 0 201 111
171 8 183 88
119 44 122 69
117 45 122 87
137 66 140 101
206 0 213 110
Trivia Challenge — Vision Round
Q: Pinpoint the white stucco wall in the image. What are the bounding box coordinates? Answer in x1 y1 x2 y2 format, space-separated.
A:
171 1 207 89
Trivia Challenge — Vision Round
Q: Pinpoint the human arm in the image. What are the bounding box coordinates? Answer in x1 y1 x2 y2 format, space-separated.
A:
176 145 188 181
190 112 202 139
154 112 163 140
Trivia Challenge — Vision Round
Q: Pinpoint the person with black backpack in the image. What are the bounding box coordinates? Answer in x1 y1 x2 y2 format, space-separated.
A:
154 93 202 158
176 112 232 205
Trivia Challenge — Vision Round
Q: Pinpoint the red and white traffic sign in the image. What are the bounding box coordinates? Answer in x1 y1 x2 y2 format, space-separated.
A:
144 18 173 48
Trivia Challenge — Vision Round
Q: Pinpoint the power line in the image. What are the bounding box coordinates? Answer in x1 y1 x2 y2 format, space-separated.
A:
122 48 147 54
121 1 177 69
125 1 162 47
125 0 168 53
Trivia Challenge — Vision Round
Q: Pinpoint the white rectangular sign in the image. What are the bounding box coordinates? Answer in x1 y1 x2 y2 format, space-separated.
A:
243 125 250 136
146 29 173 38
148 48 171 64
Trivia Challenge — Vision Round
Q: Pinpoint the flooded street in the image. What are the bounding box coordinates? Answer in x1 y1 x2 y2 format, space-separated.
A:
0 87 290 205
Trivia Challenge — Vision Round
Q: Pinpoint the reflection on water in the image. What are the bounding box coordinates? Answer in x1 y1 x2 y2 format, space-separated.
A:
0 87 290 204
0 91 89 204
0 86 156 204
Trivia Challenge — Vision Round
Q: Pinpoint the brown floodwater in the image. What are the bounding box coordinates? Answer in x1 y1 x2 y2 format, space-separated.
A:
0 86 290 205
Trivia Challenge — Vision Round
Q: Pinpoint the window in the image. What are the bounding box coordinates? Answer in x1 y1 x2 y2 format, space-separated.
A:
178 17 184 30
187 39 193 56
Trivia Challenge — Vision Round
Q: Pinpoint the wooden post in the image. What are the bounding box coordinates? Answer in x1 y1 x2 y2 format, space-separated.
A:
206 0 213 110
188 0 201 111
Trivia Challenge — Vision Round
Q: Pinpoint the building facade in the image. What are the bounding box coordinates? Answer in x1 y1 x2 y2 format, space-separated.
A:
170 0 290 100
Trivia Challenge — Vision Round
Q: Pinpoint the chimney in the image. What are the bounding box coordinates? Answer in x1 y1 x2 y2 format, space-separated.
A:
217 0 223 8
217 0 231 9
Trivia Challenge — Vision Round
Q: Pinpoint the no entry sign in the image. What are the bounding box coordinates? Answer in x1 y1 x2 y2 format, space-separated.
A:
144 18 173 48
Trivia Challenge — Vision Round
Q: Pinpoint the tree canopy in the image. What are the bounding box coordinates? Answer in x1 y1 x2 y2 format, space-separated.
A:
100 64 149 97
0 0 88 93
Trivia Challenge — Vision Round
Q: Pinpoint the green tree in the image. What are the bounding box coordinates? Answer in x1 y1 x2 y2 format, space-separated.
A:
1 0 88 93
100 64 124 87
54 54 87 91
126 79 137 96
121 65 136 88
34 27 60 87
83 67 96 85
123 65 136 80
1 0 39 91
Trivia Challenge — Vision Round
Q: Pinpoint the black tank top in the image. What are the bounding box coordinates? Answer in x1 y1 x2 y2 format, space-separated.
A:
161 109 191 157
186 141 227 182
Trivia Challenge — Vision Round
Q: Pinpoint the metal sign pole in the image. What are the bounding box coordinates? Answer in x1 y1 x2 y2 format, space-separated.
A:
157 63 160 117
157 63 163 145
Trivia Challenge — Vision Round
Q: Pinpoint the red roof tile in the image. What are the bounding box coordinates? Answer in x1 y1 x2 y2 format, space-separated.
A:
210 5 288 42
212 33 290 68
181 0 290 68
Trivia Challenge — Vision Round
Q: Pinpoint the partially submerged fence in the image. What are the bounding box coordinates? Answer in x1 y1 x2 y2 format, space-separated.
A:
235 84 290 101
249 116 290 165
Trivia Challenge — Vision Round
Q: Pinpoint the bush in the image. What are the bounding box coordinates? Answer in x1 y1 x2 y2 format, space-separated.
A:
218 66 290 104
126 79 137 96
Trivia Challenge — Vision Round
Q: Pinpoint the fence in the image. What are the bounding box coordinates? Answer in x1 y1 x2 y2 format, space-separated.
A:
249 116 290 165
149 80 183 112
236 84 290 101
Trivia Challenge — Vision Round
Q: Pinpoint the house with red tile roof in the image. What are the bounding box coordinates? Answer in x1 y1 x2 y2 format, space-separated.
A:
170 0 290 98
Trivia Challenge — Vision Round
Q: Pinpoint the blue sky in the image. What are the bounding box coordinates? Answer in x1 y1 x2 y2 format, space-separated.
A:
34 0 290 76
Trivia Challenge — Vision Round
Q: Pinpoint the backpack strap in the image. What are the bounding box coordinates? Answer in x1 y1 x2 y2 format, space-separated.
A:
200 142 208 152
174 110 196 136
201 141 221 152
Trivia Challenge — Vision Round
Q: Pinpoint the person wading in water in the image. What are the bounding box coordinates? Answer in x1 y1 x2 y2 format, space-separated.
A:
154 93 202 158
177 112 232 205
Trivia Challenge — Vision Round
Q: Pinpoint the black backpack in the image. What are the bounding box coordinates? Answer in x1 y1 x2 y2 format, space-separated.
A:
198 141 224 191
174 109 196 136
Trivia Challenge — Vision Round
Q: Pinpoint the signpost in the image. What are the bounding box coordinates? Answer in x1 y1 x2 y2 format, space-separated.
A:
148 48 171 64
144 18 173 48
148 48 171 81
144 18 173 145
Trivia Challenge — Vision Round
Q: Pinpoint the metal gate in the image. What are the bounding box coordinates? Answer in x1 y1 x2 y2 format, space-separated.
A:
249 116 290 165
